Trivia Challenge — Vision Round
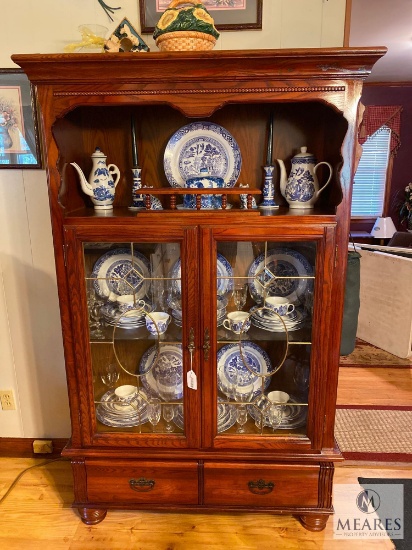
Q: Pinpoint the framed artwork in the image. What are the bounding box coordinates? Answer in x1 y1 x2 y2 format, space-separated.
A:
139 0 263 33
0 69 42 169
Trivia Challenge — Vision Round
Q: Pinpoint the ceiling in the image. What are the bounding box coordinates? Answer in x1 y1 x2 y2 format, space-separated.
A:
349 0 412 82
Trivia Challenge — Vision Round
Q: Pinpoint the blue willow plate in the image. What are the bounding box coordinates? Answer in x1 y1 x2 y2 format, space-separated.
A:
217 342 273 399
169 252 234 296
164 121 242 188
248 248 313 305
139 344 183 400
91 247 151 299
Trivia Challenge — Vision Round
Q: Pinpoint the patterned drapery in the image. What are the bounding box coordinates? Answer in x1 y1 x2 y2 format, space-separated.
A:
359 105 403 156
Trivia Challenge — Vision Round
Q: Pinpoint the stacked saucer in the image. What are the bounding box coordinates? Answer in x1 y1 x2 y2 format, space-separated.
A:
96 387 149 427
100 302 151 329
173 399 237 433
250 306 304 332
171 296 228 328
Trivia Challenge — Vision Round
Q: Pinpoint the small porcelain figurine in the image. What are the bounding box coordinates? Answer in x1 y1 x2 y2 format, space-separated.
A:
71 147 120 210
277 147 332 209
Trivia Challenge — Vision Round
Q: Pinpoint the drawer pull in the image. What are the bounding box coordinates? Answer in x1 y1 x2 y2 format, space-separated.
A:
129 478 155 492
248 479 275 495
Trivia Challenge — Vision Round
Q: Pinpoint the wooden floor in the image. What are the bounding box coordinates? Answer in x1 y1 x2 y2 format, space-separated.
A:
0 364 411 549
337 366 412 406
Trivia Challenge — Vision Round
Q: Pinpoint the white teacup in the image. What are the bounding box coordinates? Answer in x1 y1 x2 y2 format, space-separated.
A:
114 384 137 405
145 312 171 335
267 390 290 406
265 297 295 316
223 311 251 333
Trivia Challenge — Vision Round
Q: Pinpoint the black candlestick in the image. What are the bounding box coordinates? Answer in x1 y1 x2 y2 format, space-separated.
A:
266 112 273 166
131 116 138 167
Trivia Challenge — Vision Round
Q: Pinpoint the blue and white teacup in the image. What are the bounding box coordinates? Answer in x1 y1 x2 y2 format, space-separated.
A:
117 295 150 314
265 297 295 317
145 312 171 335
223 311 251 333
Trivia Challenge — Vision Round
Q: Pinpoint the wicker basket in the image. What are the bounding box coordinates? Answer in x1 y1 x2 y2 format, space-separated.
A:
156 30 216 52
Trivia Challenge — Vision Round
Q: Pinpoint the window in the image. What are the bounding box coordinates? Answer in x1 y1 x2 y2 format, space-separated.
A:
351 125 391 217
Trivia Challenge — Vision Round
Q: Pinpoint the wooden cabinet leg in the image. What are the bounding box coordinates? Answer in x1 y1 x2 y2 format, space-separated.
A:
297 514 329 532
78 507 107 525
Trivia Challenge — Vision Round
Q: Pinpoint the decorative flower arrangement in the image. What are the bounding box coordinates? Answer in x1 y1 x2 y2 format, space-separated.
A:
0 97 18 129
399 182 412 229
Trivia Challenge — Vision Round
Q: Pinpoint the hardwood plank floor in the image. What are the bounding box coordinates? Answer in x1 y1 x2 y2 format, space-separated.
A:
337 366 412 406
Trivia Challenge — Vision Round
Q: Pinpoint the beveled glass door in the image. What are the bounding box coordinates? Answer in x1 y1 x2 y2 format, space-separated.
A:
64 225 200 448
203 226 336 450
214 240 314 438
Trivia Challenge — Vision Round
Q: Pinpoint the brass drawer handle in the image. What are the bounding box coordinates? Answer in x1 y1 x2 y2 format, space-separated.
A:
129 478 155 492
248 479 275 495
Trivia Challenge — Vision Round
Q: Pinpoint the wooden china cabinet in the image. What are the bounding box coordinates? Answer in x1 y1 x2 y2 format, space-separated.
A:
13 48 384 530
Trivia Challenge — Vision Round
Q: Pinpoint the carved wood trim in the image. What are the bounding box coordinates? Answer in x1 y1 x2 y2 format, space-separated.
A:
71 458 88 503
53 86 346 98
318 462 334 509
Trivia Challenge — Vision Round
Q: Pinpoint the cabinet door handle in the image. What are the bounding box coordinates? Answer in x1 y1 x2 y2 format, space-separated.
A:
248 479 275 495
203 327 210 361
129 478 155 492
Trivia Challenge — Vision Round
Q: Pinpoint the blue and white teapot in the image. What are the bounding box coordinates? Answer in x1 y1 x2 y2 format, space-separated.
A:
71 147 120 210
277 147 332 209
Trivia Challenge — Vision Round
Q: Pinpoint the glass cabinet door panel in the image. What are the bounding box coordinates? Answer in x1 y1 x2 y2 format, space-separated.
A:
216 241 316 438
83 241 185 435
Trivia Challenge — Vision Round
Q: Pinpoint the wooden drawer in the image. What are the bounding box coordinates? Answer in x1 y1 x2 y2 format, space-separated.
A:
203 462 319 507
86 460 199 504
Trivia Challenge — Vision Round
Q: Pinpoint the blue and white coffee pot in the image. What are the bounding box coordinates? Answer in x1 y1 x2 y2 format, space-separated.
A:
277 147 332 209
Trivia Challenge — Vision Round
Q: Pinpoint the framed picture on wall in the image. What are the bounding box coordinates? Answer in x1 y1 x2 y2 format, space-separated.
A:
0 69 42 169
139 0 263 33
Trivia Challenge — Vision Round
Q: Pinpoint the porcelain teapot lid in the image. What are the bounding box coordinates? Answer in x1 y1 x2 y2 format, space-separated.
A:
293 146 314 158
91 147 106 158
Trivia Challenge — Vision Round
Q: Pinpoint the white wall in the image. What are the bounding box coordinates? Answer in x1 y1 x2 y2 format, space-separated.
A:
0 0 346 438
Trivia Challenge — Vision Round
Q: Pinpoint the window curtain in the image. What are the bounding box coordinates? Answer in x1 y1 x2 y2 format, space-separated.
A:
359 105 402 156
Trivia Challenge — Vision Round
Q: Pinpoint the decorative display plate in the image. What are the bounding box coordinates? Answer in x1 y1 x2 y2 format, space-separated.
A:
170 253 234 296
139 344 183 399
91 248 150 299
164 121 242 188
96 387 149 428
217 342 273 399
248 248 313 305
173 399 237 434
248 394 307 430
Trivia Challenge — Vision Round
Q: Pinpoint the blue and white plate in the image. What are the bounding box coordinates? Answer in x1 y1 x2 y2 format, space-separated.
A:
248 394 307 430
164 121 242 188
91 248 151 299
139 344 183 400
248 248 313 305
169 253 234 296
217 342 273 399
96 387 149 428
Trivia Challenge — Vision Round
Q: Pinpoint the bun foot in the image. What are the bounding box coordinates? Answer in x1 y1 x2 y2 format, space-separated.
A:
78 507 107 525
297 514 329 532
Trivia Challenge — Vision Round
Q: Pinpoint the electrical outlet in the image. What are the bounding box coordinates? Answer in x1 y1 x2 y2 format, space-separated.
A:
0 390 16 410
